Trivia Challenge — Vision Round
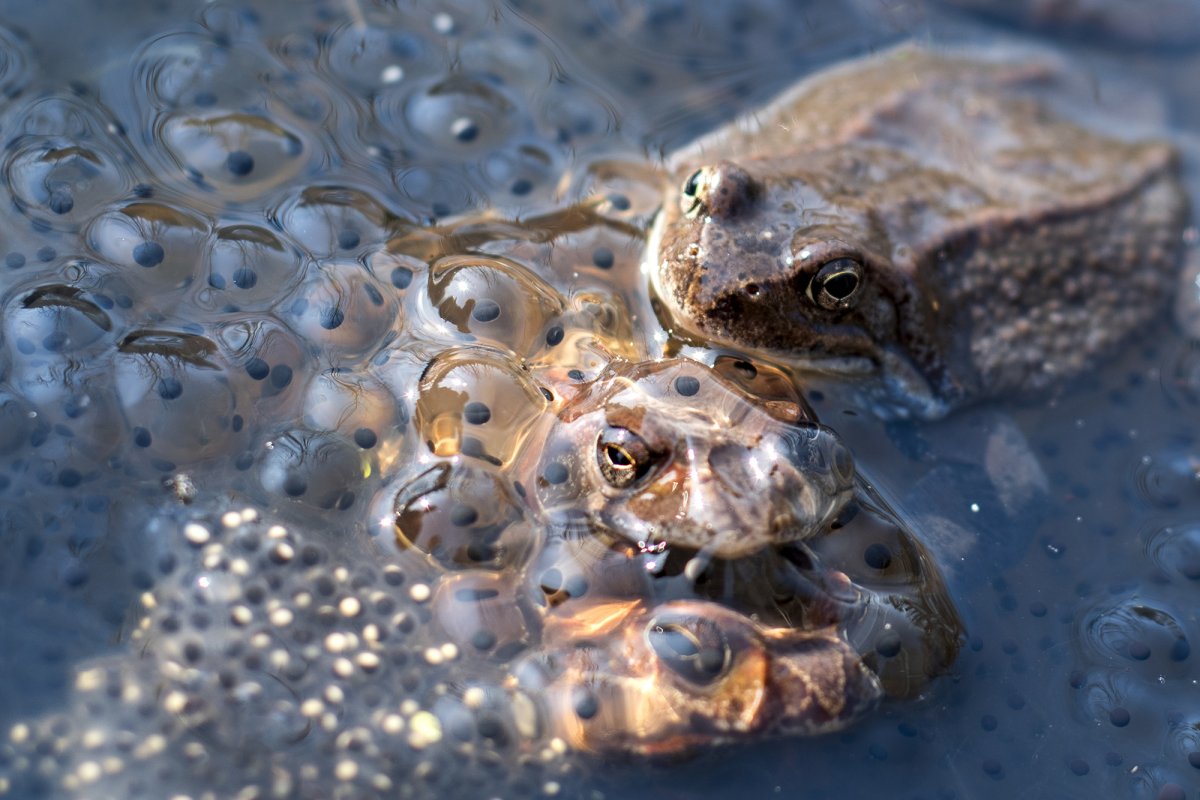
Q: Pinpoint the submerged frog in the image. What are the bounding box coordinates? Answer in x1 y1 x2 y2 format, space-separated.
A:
648 45 1191 417
520 598 882 756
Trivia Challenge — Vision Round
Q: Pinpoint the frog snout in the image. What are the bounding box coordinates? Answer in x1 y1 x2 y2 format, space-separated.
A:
775 423 856 493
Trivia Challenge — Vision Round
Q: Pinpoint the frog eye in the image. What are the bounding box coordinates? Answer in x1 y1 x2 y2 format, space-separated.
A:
809 257 864 311
680 168 706 217
647 616 731 684
595 427 660 489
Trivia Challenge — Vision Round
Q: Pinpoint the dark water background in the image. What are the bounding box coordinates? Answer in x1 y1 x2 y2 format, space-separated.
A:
1 0 1199 798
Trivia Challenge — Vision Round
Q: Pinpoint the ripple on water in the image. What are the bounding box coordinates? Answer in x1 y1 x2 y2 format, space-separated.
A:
1146 523 1200 582
1078 593 1192 680
0 24 31 106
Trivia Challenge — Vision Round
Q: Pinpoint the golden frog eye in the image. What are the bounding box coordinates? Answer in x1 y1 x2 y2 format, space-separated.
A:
809 257 864 311
595 427 659 489
680 168 706 217
646 617 731 685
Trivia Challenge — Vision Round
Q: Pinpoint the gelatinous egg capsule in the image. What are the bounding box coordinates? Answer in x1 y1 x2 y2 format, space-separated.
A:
388 460 534 572
420 253 565 356
431 570 539 661
413 346 550 468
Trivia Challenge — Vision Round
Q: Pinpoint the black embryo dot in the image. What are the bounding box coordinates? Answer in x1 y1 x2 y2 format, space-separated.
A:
225 150 255 176
353 428 377 449
463 402 491 425
391 266 414 289
472 299 501 323
133 241 165 268
864 543 892 570
674 376 700 396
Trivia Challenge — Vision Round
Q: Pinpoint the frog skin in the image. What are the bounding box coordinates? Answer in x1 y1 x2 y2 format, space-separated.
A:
524 356 856 559
647 45 1190 417
515 597 883 757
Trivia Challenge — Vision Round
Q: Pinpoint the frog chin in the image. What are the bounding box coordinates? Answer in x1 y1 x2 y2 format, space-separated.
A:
788 347 950 420
785 353 878 377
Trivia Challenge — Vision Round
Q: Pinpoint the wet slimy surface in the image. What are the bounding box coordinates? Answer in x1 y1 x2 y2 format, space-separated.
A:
0 1 1199 799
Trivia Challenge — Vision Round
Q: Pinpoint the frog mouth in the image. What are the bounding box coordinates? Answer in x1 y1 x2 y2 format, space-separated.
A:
783 353 879 377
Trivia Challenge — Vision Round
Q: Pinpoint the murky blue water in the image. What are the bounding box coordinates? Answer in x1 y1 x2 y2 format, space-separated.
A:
0 1 1199 798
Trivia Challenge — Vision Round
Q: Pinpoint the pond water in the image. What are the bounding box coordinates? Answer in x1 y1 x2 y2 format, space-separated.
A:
0 1 1199 798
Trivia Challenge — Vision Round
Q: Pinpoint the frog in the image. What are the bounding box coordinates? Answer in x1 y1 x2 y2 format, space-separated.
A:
389 348 961 756
524 356 856 559
516 597 883 757
647 44 1191 418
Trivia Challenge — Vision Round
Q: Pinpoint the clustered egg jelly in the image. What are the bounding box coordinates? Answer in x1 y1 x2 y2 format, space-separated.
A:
0 3 962 799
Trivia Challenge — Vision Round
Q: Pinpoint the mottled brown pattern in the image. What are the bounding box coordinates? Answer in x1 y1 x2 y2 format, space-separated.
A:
649 44 1190 416
527 358 855 557
525 599 882 755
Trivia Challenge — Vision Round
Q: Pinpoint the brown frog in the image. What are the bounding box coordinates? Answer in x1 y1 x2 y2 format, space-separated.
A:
525 356 856 558
648 45 1191 417
516 597 882 756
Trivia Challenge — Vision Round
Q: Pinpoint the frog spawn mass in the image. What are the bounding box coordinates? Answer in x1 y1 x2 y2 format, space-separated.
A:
0 9 965 800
